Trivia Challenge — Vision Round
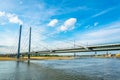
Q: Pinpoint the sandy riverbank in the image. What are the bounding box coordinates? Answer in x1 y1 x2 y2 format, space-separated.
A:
0 56 74 61
0 57 17 61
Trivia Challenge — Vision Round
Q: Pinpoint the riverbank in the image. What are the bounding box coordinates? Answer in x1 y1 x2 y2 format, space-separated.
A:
0 56 74 61
1 56 120 61
0 57 17 61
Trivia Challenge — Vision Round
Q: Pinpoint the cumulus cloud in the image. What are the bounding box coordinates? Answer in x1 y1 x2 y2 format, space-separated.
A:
48 19 58 27
6 13 23 24
0 11 23 25
59 18 77 31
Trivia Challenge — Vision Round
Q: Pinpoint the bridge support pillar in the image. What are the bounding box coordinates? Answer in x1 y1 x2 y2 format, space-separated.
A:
28 27 31 60
17 25 22 59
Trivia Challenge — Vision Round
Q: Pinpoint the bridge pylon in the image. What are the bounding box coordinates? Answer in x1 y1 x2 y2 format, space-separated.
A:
17 25 22 59
28 27 31 60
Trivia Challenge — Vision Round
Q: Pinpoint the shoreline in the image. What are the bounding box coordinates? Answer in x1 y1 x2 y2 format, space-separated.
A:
0 56 120 61
0 56 74 61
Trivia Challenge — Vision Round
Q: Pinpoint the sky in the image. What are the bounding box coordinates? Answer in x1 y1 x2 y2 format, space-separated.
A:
0 0 120 54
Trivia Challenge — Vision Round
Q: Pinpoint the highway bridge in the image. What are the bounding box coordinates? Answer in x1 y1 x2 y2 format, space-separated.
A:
33 43 120 54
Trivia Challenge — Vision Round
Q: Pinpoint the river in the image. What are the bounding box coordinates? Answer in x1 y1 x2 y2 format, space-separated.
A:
0 58 120 80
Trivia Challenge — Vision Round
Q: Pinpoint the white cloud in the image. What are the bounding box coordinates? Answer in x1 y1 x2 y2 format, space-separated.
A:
0 11 23 25
19 1 23 4
84 28 120 40
0 11 5 17
92 7 115 18
59 18 77 31
78 7 116 28
48 19 58 27
85 22 99 29
75 21 120 45
6 13 23 25
94 22 99 26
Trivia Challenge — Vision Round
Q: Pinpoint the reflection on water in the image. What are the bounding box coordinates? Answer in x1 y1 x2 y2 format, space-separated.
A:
0 58 120 80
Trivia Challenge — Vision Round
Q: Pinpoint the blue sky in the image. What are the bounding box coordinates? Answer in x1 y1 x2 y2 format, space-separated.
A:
0 0 120 53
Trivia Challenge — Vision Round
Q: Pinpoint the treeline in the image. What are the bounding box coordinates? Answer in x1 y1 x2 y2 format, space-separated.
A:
0 54 17 57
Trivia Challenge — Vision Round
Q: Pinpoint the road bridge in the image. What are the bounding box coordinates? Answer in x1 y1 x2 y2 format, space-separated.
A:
34 43 120 54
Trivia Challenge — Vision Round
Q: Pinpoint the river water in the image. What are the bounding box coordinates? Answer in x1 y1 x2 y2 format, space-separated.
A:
0 58 120 80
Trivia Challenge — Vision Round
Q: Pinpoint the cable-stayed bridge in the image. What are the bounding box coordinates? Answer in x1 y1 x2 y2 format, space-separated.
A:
1 25 120 59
